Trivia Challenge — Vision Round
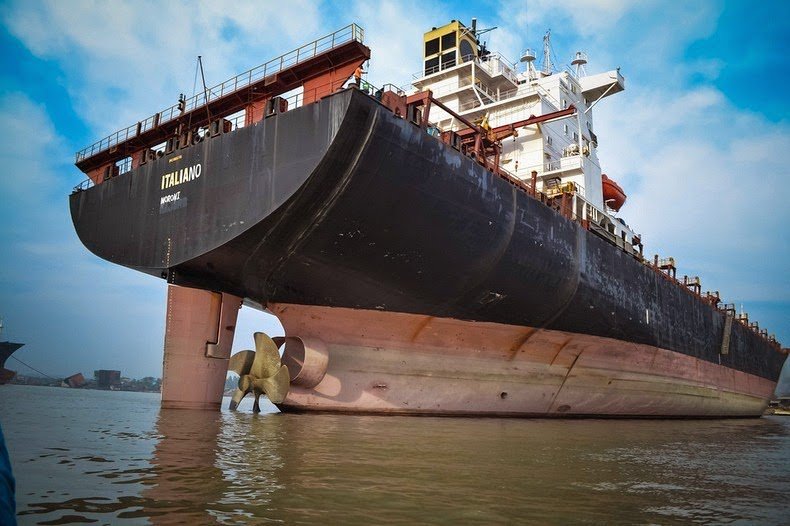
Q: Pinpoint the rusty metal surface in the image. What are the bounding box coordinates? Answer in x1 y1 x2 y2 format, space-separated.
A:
161 285 241 410
272 303 776 417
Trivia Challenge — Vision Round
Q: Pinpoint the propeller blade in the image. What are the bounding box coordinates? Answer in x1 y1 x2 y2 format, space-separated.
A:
238 375 253 392
228 350 255 376
255 365 290 404
229 375 254 410
228 388 246 411
251 332 282 379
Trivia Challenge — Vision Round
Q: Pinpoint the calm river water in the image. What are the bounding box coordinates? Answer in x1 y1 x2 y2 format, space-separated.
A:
1 385 788 525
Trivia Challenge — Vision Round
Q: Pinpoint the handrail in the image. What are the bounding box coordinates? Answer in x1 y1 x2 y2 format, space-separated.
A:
71 87 311 192
413 52 519 82
414 54 477 79
355 79 407 100
454 81 561 113
71 178 94 193
75 23 365 163
477 53 519 85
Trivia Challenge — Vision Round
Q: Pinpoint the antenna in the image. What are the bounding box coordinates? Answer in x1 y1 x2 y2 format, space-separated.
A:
476 25 498 57
462 18 496 40
572 51 588 78
198 56 209 105
520 48 537 80
542 30 552 75
197 56 212 123
475 26 498 37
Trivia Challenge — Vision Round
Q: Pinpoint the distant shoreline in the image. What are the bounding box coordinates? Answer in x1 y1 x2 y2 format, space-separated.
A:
7 377 161 393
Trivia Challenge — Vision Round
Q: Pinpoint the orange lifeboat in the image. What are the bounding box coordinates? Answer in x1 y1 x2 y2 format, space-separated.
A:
601 174 626 211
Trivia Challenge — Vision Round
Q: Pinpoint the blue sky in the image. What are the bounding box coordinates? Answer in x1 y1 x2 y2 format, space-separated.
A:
0 0 788 392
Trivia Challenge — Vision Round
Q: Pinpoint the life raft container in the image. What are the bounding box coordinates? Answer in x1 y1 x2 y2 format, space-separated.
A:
601 174 626 211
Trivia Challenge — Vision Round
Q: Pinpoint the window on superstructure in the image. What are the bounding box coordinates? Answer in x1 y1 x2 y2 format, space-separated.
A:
441 51 455 70
116 156 132 176
573 132 578 141
547 135 553 145
562 99 567 108
459 39 474 61
425 38 440 56
425 56 440 74
564 124 568 135
441 32 456 51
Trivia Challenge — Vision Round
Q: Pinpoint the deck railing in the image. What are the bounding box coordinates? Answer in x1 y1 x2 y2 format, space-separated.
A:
75 24 364 163
414 52 518 82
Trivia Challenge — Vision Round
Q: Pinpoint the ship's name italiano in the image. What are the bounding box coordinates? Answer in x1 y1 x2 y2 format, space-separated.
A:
161 163 202 190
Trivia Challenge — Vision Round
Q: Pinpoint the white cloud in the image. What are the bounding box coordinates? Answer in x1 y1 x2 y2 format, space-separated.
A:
347 0 447 88
490 0 637 62
3 0 322 137
512 0 634 37
0 94 65 202
595 84 790 303
0 91 165 378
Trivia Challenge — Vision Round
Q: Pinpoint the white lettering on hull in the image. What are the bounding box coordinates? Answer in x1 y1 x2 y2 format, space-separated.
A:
160 191 181 205
161 163 202 190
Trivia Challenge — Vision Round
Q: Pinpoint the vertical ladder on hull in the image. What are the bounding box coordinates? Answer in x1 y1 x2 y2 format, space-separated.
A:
720 314 734 355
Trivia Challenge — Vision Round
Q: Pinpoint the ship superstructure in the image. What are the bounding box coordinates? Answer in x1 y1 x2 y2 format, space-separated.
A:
68 21 787 416
411 20 634 245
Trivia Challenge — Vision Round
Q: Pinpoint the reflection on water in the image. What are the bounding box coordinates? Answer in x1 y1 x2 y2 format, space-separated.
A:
2 385 789 524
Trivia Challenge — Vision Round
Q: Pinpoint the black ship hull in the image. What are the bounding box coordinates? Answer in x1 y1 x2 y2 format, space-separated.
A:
70 89 786 412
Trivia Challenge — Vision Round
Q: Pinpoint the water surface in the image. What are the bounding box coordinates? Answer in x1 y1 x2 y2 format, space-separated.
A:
1 385 788 524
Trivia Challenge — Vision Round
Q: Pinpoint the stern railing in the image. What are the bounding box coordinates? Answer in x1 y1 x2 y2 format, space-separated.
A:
75 24 364 163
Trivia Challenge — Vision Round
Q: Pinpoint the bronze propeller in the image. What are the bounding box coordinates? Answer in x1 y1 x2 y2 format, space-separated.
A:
228 332 290 412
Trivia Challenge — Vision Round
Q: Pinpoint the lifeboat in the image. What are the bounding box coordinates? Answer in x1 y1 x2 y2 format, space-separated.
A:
601 174 626 211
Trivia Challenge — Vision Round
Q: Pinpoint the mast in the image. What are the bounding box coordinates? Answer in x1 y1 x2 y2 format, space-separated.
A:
542 30 552 75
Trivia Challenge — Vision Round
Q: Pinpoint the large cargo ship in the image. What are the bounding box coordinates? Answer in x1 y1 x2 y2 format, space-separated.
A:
69 21 787 416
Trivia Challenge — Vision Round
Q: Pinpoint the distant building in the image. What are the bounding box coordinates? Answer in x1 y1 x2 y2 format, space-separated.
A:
94 369 121 389
63 373 86 388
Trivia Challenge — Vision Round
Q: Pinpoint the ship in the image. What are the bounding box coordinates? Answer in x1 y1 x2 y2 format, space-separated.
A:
0 319 24 384
69 21 787 416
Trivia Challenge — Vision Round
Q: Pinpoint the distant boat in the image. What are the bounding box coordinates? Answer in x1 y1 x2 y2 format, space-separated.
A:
0 318 24 384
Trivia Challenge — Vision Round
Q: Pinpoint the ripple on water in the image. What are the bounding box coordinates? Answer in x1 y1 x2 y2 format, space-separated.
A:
2 386 789 525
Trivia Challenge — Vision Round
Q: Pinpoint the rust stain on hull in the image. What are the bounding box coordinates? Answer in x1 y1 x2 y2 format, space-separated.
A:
270 303 777 418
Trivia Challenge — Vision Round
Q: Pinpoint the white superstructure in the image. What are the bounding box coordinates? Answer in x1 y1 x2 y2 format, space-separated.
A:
411 20 636 244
